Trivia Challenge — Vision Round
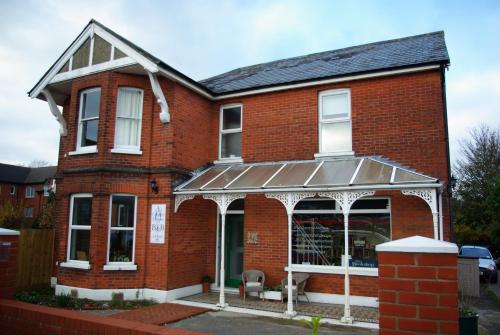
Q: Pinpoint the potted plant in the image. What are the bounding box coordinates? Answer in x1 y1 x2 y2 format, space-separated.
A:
459 291 479 335
201 275 211 293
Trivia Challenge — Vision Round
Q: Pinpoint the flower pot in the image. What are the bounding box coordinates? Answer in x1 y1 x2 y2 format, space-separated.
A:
459 314 478 335
202 282 210 293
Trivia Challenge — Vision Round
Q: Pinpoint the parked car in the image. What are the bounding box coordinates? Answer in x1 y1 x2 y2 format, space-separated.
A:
459 246 498 283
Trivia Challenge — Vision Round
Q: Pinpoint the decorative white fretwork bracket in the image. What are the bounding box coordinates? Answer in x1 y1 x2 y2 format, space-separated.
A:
401 188 439 239
203 193 246 215
265 192 316 215
146 70 170 124
41 89 67 136
318 190 375 215
174 194 195 213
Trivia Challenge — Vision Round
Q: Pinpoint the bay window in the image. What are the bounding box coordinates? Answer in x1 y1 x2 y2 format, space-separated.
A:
113 87 143 153
219 104 242 161
106 195 137 270
64 194 92 268
318 89 353 155
76 88 100 153
292 198 390 269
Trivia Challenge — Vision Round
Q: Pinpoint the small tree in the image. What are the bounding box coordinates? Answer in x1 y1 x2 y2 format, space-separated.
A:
453 125 500 249
0 200 25 229
33 191 56 228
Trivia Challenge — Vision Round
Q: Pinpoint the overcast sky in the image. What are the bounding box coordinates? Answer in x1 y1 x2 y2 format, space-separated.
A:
0 0 499 167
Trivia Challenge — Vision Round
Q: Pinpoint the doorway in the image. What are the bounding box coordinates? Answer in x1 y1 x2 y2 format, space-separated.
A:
225 214 244 287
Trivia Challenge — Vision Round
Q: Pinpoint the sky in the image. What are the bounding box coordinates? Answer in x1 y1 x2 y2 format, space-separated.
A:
0 0 499 167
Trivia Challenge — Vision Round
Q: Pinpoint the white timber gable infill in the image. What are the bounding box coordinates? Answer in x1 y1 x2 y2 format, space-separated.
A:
29 20 171 137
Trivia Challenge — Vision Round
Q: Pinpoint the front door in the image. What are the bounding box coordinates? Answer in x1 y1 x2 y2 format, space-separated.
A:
225 214 244 287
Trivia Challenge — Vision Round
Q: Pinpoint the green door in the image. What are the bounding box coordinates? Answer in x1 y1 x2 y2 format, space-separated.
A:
225 214 244 287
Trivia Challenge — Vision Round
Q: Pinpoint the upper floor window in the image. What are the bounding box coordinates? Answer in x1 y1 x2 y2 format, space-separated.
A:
43 184 50 197
76 88 100 152
113 88 143 153
10 186 16 195
25 186 35 198
318 89 352 155
24 207 34 218
219 104 242 160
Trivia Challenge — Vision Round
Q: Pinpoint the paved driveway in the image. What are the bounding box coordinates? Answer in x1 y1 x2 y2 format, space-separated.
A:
169 311 377 335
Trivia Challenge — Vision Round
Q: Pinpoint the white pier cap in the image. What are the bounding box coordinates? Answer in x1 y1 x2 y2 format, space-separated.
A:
376 235 458 254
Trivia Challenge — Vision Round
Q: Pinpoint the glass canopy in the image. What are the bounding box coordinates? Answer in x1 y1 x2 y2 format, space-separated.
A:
175 157 438 193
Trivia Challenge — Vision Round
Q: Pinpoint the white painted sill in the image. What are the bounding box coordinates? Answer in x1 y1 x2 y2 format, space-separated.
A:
110 148 143 155
314 151 355 159
68 147 98 156
103 264 137 271
214 157 243 164
60 261 91 270
285 265 378 277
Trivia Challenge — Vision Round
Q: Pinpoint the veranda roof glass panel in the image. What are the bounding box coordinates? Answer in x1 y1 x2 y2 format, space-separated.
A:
226 164 285 189
307 159 360 186
179 166 228 191
353 159 392 185
202 165 248 189
266 162 319 188
394 168 435 183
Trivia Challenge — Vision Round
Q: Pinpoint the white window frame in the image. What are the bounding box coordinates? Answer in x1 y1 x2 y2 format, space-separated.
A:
25 186 35 198
10 186 16 195
216 104 243 164
43 184 50 197
24 207 34 218
316 88 354 158
111 87 144 155
104 194 137 271
289 197 391 276
61 193 92 270
74 87 101 155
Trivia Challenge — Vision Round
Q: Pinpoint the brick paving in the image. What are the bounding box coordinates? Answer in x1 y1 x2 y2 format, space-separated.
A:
182 292 378 323
109 302 209 325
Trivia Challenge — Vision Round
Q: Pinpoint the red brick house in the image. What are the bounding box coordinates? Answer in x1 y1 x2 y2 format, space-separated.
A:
29 20 451 323
0 163 56 222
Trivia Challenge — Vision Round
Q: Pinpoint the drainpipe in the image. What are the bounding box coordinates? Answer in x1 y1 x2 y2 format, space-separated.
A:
440 64 453 241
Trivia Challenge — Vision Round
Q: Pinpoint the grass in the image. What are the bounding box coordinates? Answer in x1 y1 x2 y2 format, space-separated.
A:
15 286 156 310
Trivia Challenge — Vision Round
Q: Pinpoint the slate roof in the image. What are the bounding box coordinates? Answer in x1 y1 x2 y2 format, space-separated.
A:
0 163 56 184
200 31 450 94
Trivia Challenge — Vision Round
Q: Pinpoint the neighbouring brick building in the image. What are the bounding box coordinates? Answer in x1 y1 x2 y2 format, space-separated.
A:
0 163 56 222
29 19 452 323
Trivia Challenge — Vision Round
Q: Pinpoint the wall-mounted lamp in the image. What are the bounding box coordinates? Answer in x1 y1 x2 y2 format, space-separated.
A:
150 179 159 194
450 175 457 191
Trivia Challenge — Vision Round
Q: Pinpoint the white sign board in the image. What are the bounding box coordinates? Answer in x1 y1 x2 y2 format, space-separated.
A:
150 204 166 244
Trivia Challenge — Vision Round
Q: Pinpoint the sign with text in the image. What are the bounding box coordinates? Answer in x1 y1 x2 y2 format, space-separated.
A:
150 204 166 244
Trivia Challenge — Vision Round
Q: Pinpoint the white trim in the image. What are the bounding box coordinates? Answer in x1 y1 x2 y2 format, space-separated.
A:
25 186 35 198
262 163 287 188
103 264 137 271
376 235 458 253
213 65 441 100
106 194 137 265
146 70 170 123
113 87 144 151
224 166 252 189
0 228 20 236
54 283 202 303
214 157 243 165
51 57 136 84
390 166 397 184
9 186 16 195
88 35 95 67
60 261 91 270
349 158 364 185
41 88 68 136
200 166 232 190
50 276 57 288
68 147 98 156
66 193 92 264
219 104 243 160
158 68 212 99
304 161 324 186
110 148 143 155
318 89 353 155
286 265 378 277
314 151 355 159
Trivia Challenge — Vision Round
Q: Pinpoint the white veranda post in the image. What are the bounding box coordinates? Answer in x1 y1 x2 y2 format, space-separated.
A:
318 191 374 324
265 192 313 317
203 193 245 308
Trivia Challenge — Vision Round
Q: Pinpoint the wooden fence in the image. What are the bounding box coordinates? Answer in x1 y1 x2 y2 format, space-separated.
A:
16 229 55 290
457 256 480 297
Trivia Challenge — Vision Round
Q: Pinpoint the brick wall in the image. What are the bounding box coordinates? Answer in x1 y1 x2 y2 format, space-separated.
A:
0 182 50 223
378 246 459 334
0 299 204 335
0 232 19 299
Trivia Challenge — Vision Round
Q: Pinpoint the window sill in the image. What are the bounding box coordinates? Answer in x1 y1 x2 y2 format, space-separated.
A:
110 148 143 155
69 148 98 156
214 157 243 164
314 151 355 159
285 265 378 277
103 264 137 271
60 261 91 270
